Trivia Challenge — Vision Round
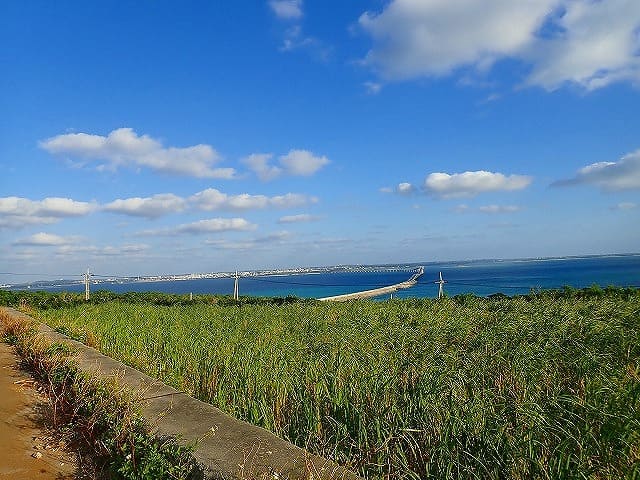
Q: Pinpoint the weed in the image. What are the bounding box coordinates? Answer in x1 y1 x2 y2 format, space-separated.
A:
13 288 640 479
0 311 198 480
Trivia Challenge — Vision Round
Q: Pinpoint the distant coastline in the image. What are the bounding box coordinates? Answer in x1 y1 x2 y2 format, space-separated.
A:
3 263 422 290
3 253 638 296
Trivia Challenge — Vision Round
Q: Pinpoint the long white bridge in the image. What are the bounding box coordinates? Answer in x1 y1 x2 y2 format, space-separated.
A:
318 266 424 302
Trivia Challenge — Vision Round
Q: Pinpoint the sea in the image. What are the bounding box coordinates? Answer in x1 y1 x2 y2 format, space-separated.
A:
6 254 640 300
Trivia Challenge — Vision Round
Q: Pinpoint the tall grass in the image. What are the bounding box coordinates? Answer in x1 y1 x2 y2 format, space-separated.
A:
31 290 640 479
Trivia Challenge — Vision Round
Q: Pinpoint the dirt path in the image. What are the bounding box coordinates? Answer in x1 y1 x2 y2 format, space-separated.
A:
0 342 77 480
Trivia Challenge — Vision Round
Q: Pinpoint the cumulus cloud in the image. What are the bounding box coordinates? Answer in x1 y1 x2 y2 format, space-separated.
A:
176 218 255 234
526 0 640 90
278 213 320 224
244 149 329 180
360 0 554 79
40 128 235 179
280 149 330 176
269 0 302 19
272 193 318 208
424 171 532 198
189 189 316 211
241 154 282 181
0 196 95 228
138 218 256 236
0 197 94 218
397 182 415 195
268 0 329 60
358 0 640 90
13 232 80 247
379 182 415 195
103 194 187 218
554 149 640 191
11 188 317 223
190 189 266 210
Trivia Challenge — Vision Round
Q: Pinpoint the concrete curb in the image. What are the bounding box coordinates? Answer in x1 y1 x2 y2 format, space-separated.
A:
1 307 361 480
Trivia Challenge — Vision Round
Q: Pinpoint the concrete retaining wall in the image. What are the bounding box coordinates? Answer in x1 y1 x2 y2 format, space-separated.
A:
1 307 361 480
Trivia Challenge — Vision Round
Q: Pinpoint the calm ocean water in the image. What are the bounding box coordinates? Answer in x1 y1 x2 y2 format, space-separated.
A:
16 255 640 299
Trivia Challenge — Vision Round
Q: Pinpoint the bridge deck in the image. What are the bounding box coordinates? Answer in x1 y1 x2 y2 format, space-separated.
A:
318 267 424 302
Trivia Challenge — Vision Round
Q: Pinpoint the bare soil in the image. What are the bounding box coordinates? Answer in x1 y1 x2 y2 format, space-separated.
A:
0 342 78 480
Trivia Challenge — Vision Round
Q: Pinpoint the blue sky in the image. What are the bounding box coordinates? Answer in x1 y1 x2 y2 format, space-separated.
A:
1 0 639 281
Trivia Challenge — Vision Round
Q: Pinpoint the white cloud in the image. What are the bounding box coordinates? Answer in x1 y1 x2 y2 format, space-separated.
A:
36 197 94 217
191 189 268 210
203 239 258 250
269 0 302 19
481 93 502 104
53 243 150 259
364 81 382 94
268 0 330 59
40 128 235 179
278 213 320 224
13 232 80 247
278 25 330 60
241 154 282 181
478 205 521 214
397 182 414 195
203 231 292 251
424 171 532 198
244 149 329 180
526 0 640 90
138 218 256 236
271 193 318 208
359 0 556 79
258 231 292 242
177 218 256 234
555 149 640 191
0 189 315 232
119 244 150 254
379 187 393 193
93 244 151 257
0 196 95 228
104 194 187 218
452 204 520 214
0 197 94 217
279 149 329 176
189 189 316 211
359 0 640 91
610 202 637 211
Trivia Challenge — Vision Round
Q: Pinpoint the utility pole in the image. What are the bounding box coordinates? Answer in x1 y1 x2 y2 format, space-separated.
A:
233 270 239 300
84 267 91 301
435 271 447 299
